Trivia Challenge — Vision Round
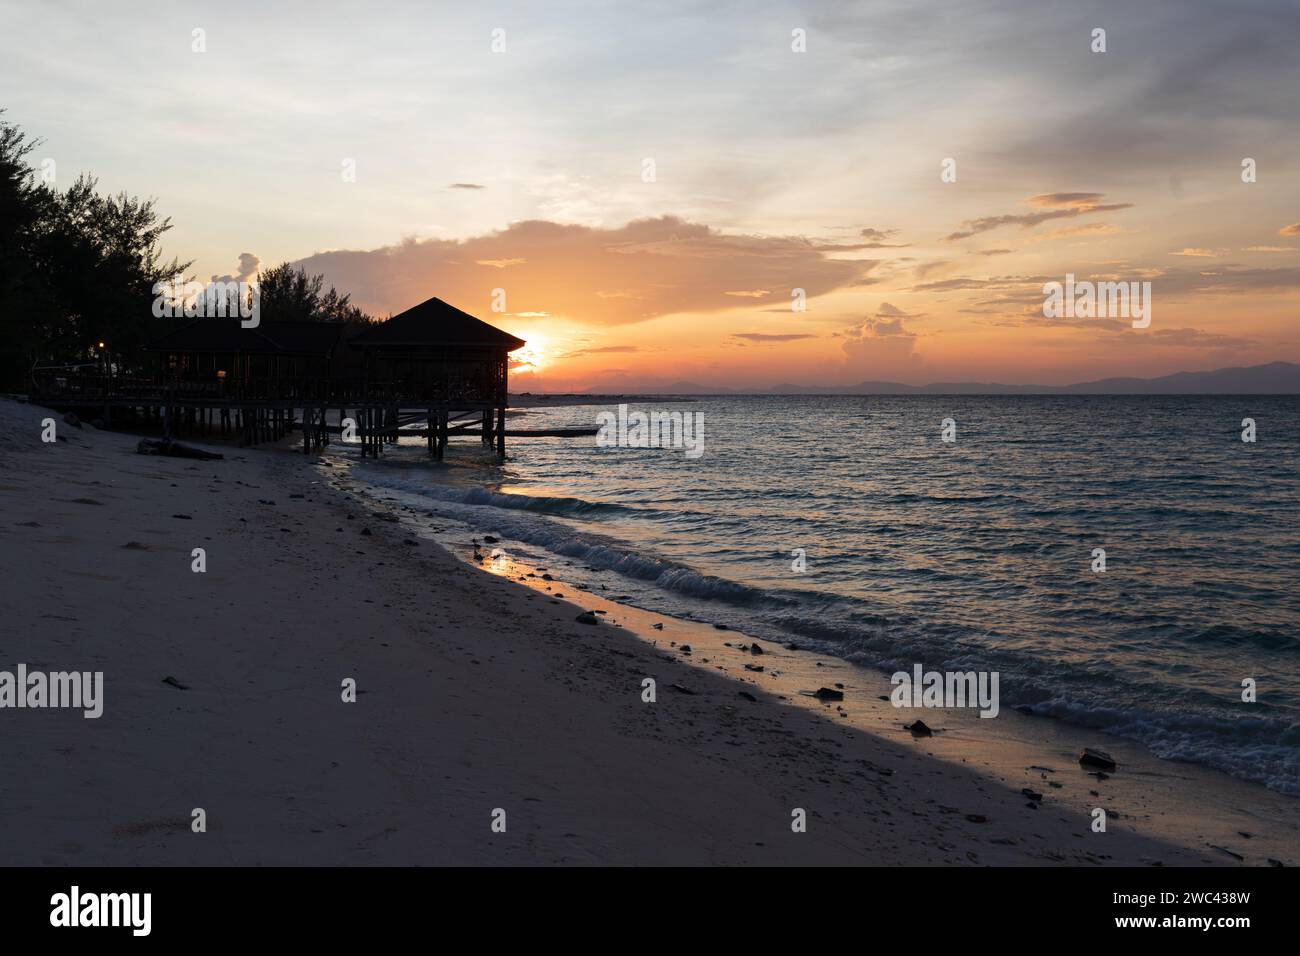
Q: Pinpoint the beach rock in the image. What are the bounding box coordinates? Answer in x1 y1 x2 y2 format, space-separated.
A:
669 683 695 695
679 644 692 654
1021 788 1043 802
965 814 988 824
171 513 192 520
360 527 372 536
1268 859 1284 867
541 573 553 581
814 687 844 702
121 541 149 550
483 535 499 543
744 664 764 672
749 641 763 655
575 612 600 625
161 676 189 690
651 623 664 630
1077 748 1117 771
906 719 933 737
738 691 757 702
714 623 730 631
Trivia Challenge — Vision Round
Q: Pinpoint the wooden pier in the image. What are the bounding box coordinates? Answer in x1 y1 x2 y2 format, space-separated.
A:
32 296 529 461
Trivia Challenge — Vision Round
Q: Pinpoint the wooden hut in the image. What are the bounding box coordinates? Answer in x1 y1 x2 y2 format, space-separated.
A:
137 318 343 445
347 296 525 459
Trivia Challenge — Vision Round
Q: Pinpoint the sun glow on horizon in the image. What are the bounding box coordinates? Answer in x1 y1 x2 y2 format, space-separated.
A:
511 332 549 373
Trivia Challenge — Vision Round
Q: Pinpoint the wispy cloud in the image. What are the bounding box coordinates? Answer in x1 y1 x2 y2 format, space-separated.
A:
945 194 1133 241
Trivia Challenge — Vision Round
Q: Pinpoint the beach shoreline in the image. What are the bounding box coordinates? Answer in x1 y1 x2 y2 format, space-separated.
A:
2 397 1296 866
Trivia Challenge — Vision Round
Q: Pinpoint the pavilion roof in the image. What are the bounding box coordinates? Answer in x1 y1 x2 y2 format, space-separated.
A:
347 297 525 352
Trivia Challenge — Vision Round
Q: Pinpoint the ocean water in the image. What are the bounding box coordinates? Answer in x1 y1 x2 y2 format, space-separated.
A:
337 395 1300 795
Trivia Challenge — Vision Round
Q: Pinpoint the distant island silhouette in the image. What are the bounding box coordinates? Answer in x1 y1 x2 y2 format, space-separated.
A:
603 361 1300 396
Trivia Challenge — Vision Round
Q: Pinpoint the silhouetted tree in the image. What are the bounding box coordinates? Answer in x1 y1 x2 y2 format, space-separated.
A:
0 109 187 389
257 261 372 324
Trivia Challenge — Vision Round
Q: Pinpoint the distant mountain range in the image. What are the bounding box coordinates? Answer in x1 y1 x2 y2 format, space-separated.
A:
640 362 1300 395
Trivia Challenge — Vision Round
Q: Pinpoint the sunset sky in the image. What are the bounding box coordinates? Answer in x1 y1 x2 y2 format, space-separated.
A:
3 0 1298 390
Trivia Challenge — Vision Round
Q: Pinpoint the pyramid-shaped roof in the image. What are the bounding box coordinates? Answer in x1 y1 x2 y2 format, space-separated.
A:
348 297 525 352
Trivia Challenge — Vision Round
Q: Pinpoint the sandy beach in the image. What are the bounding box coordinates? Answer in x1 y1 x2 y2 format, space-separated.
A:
2 396 1297 866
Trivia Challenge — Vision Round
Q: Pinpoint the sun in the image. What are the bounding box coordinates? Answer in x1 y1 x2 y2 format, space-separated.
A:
512 332 548 372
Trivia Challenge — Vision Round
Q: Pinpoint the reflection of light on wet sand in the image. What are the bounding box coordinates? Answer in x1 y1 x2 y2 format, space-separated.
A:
448 535 1300 865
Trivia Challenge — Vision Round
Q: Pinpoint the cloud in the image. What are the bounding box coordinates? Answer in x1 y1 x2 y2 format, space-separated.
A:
944 193 1133 241
294 216 876 326
857 227 909 249
877 302 923 319
204 253 261 291
732 332 817 342
974 248 1013 256
564 345 640 357
1244 246 1297 253
449 183 484 190
476 258 527 268
838 311 920 376
1169 248 1218 257
1279 222 1300 237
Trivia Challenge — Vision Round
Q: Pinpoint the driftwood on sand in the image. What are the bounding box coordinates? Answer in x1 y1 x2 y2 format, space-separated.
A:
136 438 224 461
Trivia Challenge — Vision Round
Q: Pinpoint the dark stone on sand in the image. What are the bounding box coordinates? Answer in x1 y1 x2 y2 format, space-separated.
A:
1078 748 1117 771
714 623 730 631
541 573 553 581
402 539 418 546
1268 859 1284 867
738 691 757 702
1014 704 1033 715
483 535 499 543
137 438 223 460
1021 788 1043 802
161 676 189 690
651 623 664 630
72 498 102 505
171 513 192 520
122 541 149 550
360 527 372 536
679 644 692 654
785 642 801 650
749 641 763 654
815 687 844 702
575 612 600 625
744 664 764 672
966 814 988 823
63 412 82 429
669 683 695 695
906 719 932 736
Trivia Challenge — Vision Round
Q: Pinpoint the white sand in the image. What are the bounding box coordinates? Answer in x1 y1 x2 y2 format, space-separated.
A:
1 398 1296 865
